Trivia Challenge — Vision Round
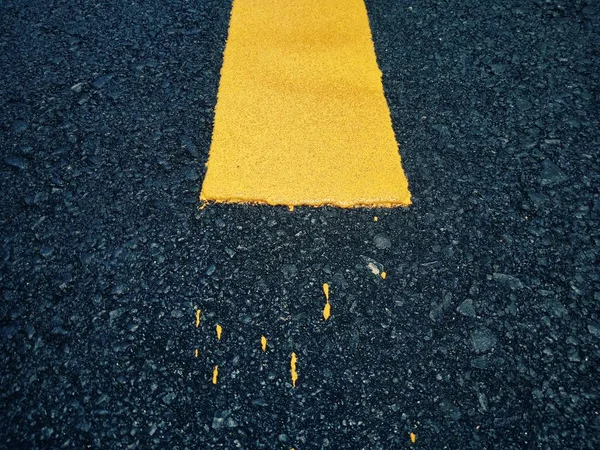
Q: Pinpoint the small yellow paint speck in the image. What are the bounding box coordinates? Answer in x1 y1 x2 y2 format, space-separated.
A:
212 365 219 384
194 348 199 358
261 335 267 352
288 205 294 212
381 271 387 279
323 301 331 321
323 283 329 301
195 309 201 328
374 216 378 222
216 324 222 340
290 352 298 388
410 432 416 443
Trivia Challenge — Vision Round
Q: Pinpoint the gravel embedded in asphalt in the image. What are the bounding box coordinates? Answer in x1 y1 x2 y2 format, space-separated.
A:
1 0 599 448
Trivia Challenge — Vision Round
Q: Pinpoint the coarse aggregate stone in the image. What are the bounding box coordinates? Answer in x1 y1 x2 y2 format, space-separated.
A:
1 0 599 448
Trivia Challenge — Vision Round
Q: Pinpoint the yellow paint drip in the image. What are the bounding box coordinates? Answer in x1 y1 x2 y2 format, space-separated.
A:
194 348 199 358
410 432 416 443
195 309 201 328
200 0 411 208
261 335 267 352
290 352 298 388
323 283 329 301
374 216 379 222
323 302 331 321
381 271 387 280
212 365 219 384
216 324 222 341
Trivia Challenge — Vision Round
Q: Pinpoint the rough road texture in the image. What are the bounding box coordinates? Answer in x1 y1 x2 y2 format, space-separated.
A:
1 0 599 448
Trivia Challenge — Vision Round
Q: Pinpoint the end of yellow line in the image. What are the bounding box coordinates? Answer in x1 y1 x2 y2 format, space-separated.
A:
200 0 411 208
212 365 219 384
216 324 222 341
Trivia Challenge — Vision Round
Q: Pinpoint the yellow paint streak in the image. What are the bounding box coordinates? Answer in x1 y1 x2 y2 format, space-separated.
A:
261 335 267 352
374 216 379 222
410 432 416 443
200 0 411 208
194 348 199 358
323 302 331 321
381 271 387 279
290 352 298 387
216 324 222 341
195 309 201 328
212 365 219 384
323 283 329 301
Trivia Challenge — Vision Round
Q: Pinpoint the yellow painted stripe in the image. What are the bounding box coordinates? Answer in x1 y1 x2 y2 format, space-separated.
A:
201 0 410 208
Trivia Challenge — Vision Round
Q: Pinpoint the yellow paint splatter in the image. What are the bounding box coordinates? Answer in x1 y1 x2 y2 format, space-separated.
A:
290 352 298 388
194 348 199 358
261 335 267 352
322 283 329 301
410 432 416 443
381 271 387 279
195 309 201 328
374 216 378 222
216 324 222 340
288 205 295 212
323 301 331 321
212 365 219 384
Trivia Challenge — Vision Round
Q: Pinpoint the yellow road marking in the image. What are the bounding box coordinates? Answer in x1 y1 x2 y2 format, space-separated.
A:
212 365 219 384
195 309 201 328
194 348 199 358
410 432 416 443
200 0 411 208
216 324 222 340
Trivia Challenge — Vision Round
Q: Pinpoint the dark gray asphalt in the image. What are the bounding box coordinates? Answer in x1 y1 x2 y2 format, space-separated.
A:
1 0 599 448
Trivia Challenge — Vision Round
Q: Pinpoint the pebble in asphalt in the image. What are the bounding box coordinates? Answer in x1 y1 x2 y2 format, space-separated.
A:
1 0 599 449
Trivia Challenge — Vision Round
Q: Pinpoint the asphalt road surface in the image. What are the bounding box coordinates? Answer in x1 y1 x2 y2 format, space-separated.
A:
1 0 599 448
